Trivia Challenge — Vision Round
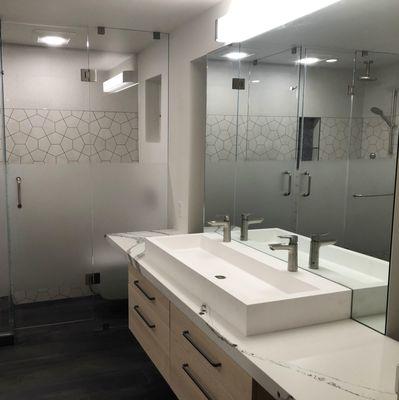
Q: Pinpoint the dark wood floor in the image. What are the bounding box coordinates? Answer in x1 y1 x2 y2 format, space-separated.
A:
0 299 177 400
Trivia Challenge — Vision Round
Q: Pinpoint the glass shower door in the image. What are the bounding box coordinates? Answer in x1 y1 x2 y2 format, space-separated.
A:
3 22 95 328
296 48 355 244
235 47 301 233
0 22 13 340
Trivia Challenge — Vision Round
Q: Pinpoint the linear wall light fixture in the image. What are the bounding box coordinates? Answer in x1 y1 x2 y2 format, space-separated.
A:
103 71 138 93
216 0 342 43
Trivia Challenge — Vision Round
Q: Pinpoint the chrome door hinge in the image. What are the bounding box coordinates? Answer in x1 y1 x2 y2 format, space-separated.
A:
347 84 355 96
80 69 97 82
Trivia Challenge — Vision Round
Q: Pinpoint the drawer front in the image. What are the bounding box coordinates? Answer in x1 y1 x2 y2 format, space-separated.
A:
128 284 169 355
128 264 169 325
128 307 169 380
170 304 252 400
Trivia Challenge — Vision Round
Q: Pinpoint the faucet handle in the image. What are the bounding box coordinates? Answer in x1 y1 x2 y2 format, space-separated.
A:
310 233 329 241
241 213 264 224
215 214 230 222
278 235 298 245
208 214 230 227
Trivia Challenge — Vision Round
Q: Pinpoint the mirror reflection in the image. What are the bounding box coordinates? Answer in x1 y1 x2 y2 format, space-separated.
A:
205 41 399 334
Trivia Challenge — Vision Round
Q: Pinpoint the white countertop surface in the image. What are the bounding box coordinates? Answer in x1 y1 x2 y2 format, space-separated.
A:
107 232 399 400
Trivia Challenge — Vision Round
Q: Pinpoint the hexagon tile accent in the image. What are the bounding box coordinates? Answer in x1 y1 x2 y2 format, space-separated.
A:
4 108 139 164
206 114 398 162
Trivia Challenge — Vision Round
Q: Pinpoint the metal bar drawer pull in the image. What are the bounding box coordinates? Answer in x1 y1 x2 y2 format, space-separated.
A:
133 305 155 329
182 330 221 368
133 280 155 301
182 364 215 400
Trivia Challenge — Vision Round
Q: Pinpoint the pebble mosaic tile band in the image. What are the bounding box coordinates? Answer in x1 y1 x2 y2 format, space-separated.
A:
206 114 398 161
3 108 139 164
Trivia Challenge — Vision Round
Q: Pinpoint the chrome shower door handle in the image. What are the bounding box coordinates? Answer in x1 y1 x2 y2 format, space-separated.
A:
283 171 292 196
302 171 312 197
16 177 22 209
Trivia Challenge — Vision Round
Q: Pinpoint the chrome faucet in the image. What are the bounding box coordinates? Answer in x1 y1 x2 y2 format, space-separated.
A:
240 213 264 241
309 234 336 269
269 235 298 272
208 215 231 242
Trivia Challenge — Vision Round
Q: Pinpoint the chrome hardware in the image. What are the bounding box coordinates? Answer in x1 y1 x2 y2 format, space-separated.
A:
16 177 22 209
133 280 155 301
182 364 215 400
133 305 155 329
309 234 337 269
302 171 312 197
240 213 264 241
283 171 292 196
182 331 221 368
353 193 393 198
269 235 299 272
208 215 231 242
80 68 97 82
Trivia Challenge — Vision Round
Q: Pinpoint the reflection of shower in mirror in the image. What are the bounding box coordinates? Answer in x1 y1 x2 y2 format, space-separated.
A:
370 88 398 154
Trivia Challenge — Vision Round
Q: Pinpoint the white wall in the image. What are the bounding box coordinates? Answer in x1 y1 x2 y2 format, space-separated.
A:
138 36 169 164
207 59 356 117
168 0 231 233
4 44 138 112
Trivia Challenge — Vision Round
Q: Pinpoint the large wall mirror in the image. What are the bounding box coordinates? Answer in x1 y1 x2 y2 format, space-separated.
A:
204 0 399 335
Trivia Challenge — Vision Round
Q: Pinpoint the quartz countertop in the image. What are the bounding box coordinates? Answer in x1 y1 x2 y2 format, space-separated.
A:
107 232 399 400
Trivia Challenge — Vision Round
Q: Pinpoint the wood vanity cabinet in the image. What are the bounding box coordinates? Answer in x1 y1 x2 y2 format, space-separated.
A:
128 264 274 400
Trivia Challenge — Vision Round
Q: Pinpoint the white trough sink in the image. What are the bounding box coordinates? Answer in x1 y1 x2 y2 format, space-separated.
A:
144 233 351 336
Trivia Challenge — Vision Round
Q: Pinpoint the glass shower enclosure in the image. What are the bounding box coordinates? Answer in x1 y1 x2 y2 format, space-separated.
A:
1 22 169 331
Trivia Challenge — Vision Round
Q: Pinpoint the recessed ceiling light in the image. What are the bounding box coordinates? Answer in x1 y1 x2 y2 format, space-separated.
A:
251 80 260 83
297 57 321 65
326 58 338 63
223 52 251 60
37 35 70 47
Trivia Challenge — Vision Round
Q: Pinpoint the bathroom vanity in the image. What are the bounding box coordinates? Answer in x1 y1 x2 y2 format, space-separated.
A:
108 232 399 400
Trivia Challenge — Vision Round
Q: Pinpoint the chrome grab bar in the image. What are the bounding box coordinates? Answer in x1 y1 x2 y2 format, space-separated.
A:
353 193 394 198
16 177 22 209
302 171 312 197
283 171 292 196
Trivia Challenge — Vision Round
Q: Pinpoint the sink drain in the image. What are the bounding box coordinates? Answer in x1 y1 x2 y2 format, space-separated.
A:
215 275 226 280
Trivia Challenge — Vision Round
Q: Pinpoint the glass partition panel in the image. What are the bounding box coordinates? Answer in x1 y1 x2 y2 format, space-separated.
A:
2 22 95 327
205 44 242 228
233 48 300 246
0 22 13 337
346 50 399 333
87 28 169 303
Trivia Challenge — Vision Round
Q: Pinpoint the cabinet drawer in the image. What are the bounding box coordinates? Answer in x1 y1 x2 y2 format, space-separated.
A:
170 304 252 400
128 307 169 380
128 264 169 325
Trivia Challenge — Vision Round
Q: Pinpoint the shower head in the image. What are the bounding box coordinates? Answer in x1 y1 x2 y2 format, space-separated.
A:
359 60 377 81
370 107 384 116
370 107 393 128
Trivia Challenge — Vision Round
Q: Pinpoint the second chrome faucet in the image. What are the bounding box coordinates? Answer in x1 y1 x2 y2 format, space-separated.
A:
240 213 264 241
269 235 299 272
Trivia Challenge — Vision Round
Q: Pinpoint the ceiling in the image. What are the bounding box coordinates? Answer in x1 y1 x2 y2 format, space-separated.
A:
0 0 221 33
2 22 163 53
